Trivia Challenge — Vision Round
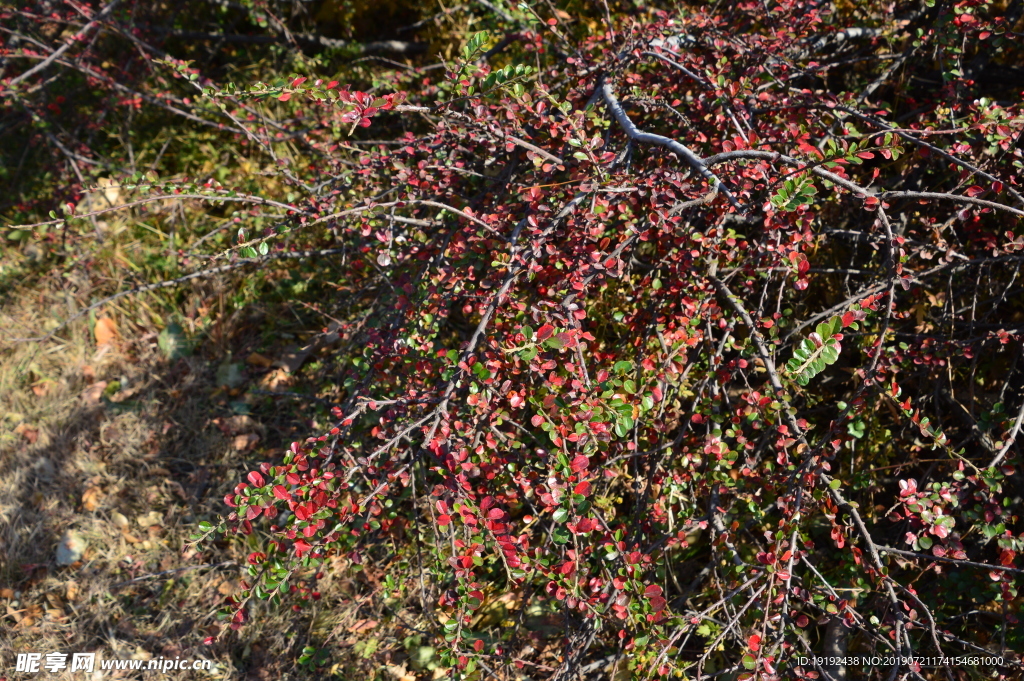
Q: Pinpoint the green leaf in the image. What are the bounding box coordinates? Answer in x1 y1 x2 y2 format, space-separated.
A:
787 317 843 385
158 322 192 360
553 508 569 523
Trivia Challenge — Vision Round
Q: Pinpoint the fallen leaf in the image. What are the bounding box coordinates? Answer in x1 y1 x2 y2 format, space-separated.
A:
158 322 191 360
82 487 103 511
216 362 246 389
348 619 379 634
15 603 43 629
94 317 118 347
97 177 121 207
122 532 142 544
0 588 14 600
274 345 312 373
221 415 258 435
82 381 108 406
66 581 79 602
217 579 239 596
111 512 129 530
246 352 274 368
232 433 260 451
14 423 39 444
259 368 294 390
384 664 416 681
82 365 96 383
136 511 162 528
31 381 51 397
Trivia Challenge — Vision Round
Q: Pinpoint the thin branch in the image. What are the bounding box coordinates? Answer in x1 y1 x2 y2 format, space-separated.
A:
702 150 1024 218
6 247 346 343
989 397 1024 468
878 546 1024 575
111 561 236 590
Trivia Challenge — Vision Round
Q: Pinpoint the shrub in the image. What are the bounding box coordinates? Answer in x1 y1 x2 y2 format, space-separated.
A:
7 0 1024 678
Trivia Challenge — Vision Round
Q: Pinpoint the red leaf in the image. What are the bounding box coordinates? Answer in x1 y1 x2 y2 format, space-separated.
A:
273 485 292 501
536 324 555 340
841 311 857 327
247 471 265 487
438 514 452 526
965 185 984 197
278 92 291 102
644 584 663 597
748 634 761 652
570 455 589 472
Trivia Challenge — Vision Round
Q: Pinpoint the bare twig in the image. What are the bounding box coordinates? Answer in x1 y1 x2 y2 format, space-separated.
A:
989 397 1024 468
111 561 236 590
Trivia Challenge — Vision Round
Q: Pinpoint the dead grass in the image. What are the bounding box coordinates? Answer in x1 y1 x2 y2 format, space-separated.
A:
0 249 402 680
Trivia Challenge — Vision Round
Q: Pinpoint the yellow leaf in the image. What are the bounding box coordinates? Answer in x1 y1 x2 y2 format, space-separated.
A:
82 486 103 511
94 317 118 347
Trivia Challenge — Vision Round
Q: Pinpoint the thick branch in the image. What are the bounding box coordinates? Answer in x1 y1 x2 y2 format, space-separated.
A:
599 79 743 210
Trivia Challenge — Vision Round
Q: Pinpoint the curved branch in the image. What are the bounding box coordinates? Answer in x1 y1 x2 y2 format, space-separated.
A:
599 79 743 211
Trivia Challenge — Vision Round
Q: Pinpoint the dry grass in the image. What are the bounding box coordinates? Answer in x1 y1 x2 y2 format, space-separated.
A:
0 252 410 680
